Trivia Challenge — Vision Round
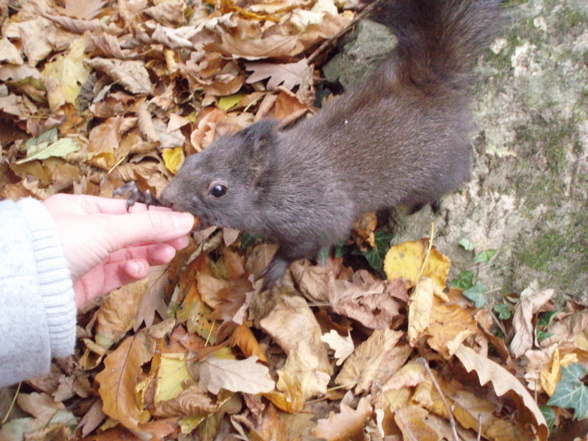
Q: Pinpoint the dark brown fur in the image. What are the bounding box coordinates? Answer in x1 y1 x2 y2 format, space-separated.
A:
160 0 501 289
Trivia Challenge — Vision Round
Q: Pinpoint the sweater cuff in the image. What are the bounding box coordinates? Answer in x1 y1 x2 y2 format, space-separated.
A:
18 198 76 359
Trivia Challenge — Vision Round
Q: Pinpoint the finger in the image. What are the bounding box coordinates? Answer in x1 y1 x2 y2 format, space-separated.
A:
105 243 179 266
73 259 150 307
100 209 195 252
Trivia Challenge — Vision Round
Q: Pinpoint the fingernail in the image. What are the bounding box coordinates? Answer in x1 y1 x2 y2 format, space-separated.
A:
130 261 144 275
172 212 194 230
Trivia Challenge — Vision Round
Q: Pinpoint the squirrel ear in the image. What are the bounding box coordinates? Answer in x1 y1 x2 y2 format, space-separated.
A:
242 120 279 155
240 120 279 185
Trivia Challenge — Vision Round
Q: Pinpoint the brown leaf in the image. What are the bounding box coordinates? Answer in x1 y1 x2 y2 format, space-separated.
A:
454 345 548 441
84 58 152 94
510 288 554 357
245 59 309 91
94 278 148 350
336 328 403 393
153 384 220 417
229 324 268 363
96 333 155 433
60 0 107 20
312 398 373 441
199 356 275 395
249 405 289 441
260 295 333 404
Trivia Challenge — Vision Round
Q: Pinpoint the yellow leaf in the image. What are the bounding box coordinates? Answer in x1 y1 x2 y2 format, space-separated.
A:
96 333 155 432
384 240 424 288
162 147 185 174
155 353 193 404
42 37 90 109
383 239 450 290
218 93 246 110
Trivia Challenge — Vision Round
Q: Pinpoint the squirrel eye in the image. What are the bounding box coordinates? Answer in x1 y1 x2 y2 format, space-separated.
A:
211 184 227 198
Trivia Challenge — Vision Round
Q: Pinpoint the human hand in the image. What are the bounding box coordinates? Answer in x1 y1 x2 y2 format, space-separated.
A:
43 194 195 308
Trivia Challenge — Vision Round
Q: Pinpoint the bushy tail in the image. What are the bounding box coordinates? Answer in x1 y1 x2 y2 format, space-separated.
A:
369 0 501 89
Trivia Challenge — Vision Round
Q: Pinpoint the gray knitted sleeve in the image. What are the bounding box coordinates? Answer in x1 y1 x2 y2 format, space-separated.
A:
0 197 76 387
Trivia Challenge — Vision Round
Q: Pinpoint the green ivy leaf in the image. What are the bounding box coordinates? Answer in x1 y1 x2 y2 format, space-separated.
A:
547 363 588 420
540 405 556 431
239 233 259 249
493 303 512 320
474 249 497 264
450 270 475 290
462 281 487 307
538 310 559 328
536 330 554 343
459 237 475 251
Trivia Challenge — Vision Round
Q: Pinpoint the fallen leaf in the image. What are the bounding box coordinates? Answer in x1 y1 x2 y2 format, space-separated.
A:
245 59 309 90
260 295 332 405
384 239 450 290
454 345 548 440
336 328 403 393
96 333 155 433
199 356 275 395
312 398 373 441
321 330 354 366
511 288 554 358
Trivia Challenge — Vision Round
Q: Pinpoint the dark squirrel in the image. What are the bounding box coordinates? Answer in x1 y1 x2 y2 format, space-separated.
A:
158 0 501 289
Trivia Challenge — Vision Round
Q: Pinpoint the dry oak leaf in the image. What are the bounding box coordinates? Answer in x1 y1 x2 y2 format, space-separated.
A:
454 345 548 441
260 295 332 403
335 328 403 394
312 398 373 441
510 288 554 358
245 59 309 91
384 239 450 290
96 332 155 433
321 330 354 366
199 356 275 395
84 58 152 94
293 262 405 329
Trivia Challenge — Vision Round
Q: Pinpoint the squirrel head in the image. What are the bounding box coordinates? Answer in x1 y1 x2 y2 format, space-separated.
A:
160 120 279 231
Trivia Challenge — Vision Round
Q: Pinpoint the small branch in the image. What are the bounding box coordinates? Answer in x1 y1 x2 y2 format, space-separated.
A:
418 357 461 441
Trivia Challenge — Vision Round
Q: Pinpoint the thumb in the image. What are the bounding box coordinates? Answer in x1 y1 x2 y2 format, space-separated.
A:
105 210 195 249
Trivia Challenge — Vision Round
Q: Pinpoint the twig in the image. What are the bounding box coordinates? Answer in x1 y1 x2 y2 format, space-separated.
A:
307 0 386 65
417 222 436 282
418 357 461 441
1 382 21 425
